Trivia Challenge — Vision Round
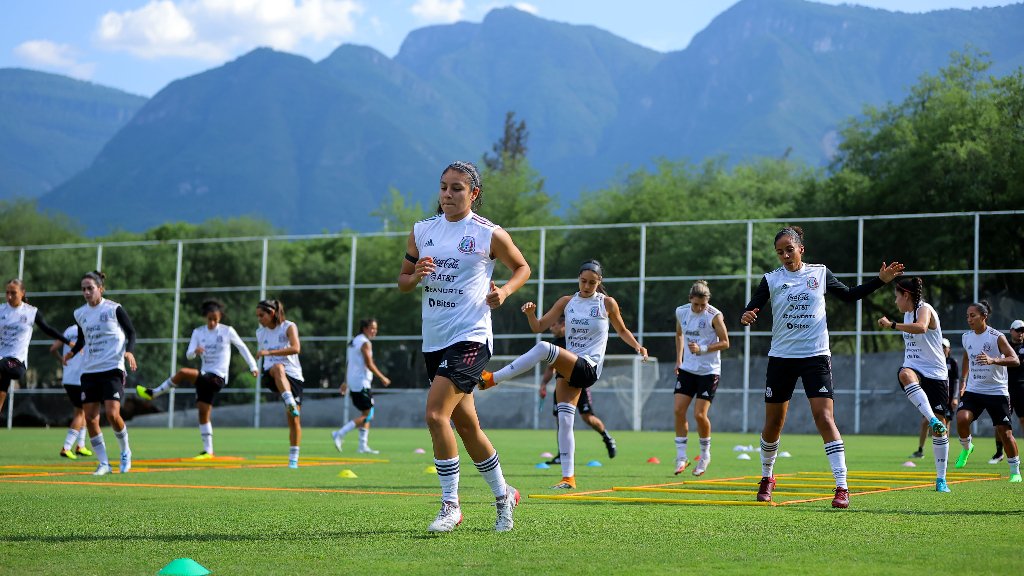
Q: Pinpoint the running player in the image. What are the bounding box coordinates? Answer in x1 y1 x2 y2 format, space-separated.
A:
0 278 71 421
138 300 258 458
954 302 1021 482
332 318 391 454
255 298 304 469
51 324 91 459
398 160 529 532
989 319 1023 464
911 338 958 459
479 259 648 491
64 271 138 476
673 280 729 477
741 226 904 508
876 276 952 492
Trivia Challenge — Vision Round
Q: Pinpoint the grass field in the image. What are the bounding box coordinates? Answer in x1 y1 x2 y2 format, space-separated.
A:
0 426 1020 575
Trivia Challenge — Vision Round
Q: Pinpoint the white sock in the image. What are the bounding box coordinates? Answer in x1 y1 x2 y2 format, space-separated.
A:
77 426 87 449
760 436 779 477
435 456 460 504
358 427 369 448
824 440 848 489
91 433 109 466
493 341 559 384
153 378 174 397
959 435 973 450
281 391 296 407
1009 456 1021 476
474 452 508 499
199 422 213 453
337 420 357 436
289 445 300 464
932 435 948 480
699 437 711 459
63 428 78 451
557 402 576 478
675 436 688 462
113 426 131 455
903 382 937 420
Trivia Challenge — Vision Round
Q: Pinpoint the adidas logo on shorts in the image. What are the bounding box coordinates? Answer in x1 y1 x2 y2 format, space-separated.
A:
818 386 829 393
438 359 448 368
701 391 709 397
113 392 120 399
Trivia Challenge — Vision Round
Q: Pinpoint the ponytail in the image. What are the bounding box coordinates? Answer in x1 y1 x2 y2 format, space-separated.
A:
895 276 924 322
257 298 285 326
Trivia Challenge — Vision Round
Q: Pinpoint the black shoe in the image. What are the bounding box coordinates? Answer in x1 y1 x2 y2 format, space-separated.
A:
909 449 924 459
604 435 617 459
546 455 561 465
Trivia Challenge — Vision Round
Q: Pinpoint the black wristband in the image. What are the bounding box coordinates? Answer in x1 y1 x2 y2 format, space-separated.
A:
891 321 898 330
405 253 417 264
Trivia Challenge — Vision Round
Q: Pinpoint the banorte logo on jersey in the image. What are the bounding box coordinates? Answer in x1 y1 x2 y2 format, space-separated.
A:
458 236 476 254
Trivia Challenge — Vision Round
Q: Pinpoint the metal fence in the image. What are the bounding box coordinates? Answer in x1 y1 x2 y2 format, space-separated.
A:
3 210 1022 433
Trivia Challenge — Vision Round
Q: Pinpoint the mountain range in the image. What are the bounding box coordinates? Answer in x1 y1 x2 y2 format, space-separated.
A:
4 0 1023 234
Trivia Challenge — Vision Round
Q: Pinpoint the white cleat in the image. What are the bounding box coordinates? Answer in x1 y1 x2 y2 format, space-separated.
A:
692 455 710 476
119 451 132 473
427 501 462 533
93 463 112 476
357 446 380 454
495 485 520 532
331 431 344 452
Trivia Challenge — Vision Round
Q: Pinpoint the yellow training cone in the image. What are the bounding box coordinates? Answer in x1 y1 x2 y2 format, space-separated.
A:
424 465 437 474
337 469 358 479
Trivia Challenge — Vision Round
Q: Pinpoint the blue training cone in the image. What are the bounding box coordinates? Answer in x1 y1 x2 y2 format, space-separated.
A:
535 462 550 469
586 460 602 467
158 558 211 576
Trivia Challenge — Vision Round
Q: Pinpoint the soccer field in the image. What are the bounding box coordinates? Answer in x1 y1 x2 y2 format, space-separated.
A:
0 427 1019 576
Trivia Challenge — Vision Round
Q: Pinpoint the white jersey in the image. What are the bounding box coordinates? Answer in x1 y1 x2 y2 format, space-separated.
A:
901 302 947 381
346 333 373 392
962 327 1008 396
765 264 830 358
414 211 497 353
565 292 610 378
187 324 257 383
73 299 126 373
257 320 303 381
0 302 38 365
676 303 723 376
61 325 83 385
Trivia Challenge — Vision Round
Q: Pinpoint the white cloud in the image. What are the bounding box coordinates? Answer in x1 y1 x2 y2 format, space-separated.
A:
512 2 538 15
96 0 364 61
13 40 96 79
410 0 464 23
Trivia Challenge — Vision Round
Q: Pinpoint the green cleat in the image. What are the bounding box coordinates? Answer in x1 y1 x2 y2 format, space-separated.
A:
136 385 153 400
1010 474 1022 483
75 446 93 457
954 442 974 469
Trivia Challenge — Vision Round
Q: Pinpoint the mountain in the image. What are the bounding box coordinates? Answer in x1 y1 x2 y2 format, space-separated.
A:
30 1 1024 234
0 69 146 199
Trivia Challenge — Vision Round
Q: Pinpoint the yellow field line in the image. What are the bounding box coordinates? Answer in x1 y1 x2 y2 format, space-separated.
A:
797 471 1000 478
613 486 831 497
529 494 773 506
777 475 1003 506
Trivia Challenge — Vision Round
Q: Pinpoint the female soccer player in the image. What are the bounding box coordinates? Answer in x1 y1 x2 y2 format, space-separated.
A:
741 226 903 508
332 318 391 454
0 278 71 421
479 259 648 491
953 301 1021 482
65 271 138 476
398 160 530 533
138 300 258 458
255 298 304 469
51 324 91 459
673 280 729 477
876 276 952 492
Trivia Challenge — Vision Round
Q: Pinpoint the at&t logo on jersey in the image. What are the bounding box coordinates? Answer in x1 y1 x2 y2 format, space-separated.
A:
806 277 820 290
458 236 476 254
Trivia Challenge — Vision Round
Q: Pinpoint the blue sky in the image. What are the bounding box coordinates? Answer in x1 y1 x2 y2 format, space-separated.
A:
1 0 1017 96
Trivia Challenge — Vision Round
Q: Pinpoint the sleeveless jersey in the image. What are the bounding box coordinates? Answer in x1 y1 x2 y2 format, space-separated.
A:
413 211 497 353
902 302 947 380
565 292 610 378
346 333 373 392
765 264 830 358
0 302 38 365
73 299 127 373
187 324 257 383
962 327 1009 396
61 325 83 385
257 320 304 381
676 303 723 376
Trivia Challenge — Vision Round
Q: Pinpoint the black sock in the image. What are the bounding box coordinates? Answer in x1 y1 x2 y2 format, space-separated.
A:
600 430 612 441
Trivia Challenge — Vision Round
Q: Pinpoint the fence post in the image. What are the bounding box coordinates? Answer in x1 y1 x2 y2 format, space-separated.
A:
533 229 546 430
343 235 358 426
854 218 864 434
17 248 25 279
255 237 269 429
5 388 11 429
743 221 753 433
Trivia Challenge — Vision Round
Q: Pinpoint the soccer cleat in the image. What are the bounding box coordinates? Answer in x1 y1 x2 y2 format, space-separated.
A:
927 416 947 436
603 435 617 459
119 451 132 473
427 501 463 533
60 448 78 460
936 478 951 493
756 476 776 502
909 449 924 459
546 454 561 465
692 455 710 477
357 446 380 454
288 404 300 418
551 477 576 489
831 487 850 508
331 431 344 452
674 459 689 476
1010 474 1022 483
75 446 94 457
92 463 112 476
494 485 520 532
988 454 1004 464
193 452 214 460
477 370 497 390
136 385 154 400
954 442 974 468
288 460 299 469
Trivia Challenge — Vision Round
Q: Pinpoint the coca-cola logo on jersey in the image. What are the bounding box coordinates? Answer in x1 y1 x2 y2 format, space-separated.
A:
434 258 460 269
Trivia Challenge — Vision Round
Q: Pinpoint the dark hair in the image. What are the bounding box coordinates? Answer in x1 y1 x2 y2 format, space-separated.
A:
82 270 106 287
6 278 25 300
579 259 608 295
690 280 711 299
359 318 377 332
969 300 992 318
437 161 483 214
774 226 804 246
895 277 924 322
257 298 285 325
200 299 224 316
